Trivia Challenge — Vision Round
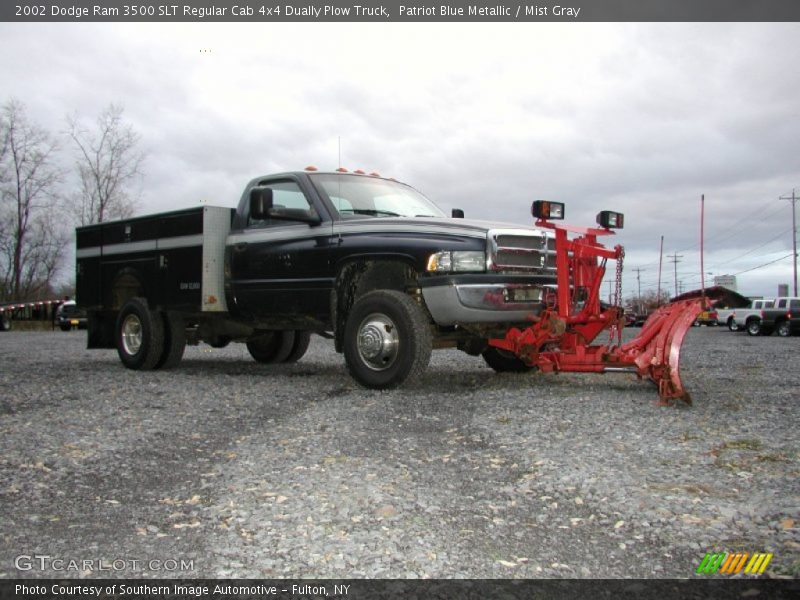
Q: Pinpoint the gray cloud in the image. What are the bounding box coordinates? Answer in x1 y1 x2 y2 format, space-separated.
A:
2 21 798 297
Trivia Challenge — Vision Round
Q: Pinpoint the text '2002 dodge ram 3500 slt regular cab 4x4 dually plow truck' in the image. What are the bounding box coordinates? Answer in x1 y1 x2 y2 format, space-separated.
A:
76 168 726 404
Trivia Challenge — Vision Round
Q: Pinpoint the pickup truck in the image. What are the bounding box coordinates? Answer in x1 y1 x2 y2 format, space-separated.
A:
749 296 800 337
76 169 557 389
715 298 775 334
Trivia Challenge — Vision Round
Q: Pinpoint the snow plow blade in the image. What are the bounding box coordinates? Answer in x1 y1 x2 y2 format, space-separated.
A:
490 289 724 406
619 296 706 405
620 286 737 404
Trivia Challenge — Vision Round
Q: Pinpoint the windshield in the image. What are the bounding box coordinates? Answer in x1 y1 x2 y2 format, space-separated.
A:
309 173 445 219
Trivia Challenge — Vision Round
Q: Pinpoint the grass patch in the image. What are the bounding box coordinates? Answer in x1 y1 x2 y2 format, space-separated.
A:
756 453 789 463
722 439 763 451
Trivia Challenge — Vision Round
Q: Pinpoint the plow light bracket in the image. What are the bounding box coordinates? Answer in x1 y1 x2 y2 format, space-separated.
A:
531 200 565 220
596 210 624 229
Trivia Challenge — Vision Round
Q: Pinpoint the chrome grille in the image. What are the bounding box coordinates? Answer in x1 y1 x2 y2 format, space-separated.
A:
488 229 556 272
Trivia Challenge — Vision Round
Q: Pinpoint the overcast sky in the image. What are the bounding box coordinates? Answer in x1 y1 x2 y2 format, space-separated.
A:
2 22 798 298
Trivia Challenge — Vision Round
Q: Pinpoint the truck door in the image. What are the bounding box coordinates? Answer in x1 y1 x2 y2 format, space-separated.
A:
228 179 334 321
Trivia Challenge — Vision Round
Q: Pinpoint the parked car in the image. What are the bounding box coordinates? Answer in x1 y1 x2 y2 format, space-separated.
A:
694 309 718 326
714 298 775 334
748 297 800 337
56 301 87 331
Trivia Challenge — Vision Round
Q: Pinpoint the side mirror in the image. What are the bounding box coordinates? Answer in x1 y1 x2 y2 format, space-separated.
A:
250 187 273 220
451 208 465 219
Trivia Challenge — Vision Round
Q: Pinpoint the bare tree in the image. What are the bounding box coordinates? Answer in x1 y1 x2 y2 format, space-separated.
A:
67 104 144 225
0 99 65 301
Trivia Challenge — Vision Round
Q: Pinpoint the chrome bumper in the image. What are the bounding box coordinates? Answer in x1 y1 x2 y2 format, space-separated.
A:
421 281 545 326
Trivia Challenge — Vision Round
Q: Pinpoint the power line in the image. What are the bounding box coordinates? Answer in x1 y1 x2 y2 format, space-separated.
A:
733 253 794 276
632 198 787 272
709 228 792 268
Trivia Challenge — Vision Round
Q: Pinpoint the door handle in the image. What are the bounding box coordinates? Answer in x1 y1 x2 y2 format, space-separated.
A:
233 243 248 252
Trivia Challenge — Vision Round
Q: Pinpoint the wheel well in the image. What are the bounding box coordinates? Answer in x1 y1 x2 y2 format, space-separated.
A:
332 259 420 352
110 269 145 310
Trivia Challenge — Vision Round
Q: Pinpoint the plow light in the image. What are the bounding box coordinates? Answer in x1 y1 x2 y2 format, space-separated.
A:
531 200 565 220
596 210 624 229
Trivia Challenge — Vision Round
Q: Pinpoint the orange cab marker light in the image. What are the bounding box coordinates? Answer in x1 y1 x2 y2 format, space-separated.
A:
370 172 380 177
336 167 348 173
354 169 365 174
304 165 318 171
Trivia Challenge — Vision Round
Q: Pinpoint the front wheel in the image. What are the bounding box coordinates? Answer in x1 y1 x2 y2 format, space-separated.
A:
728 317 739 332
776 321 791 337
0 313 10 331
746 319 762 336
116 297 164 370
343 290 432 389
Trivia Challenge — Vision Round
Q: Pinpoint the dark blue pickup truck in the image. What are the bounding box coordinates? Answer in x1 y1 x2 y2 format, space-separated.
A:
76 169 557 388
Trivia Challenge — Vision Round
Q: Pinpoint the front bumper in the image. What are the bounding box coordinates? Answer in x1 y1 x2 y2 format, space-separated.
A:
420 275 552 326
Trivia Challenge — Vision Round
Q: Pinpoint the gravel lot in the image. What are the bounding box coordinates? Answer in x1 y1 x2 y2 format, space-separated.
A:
0 326 798 579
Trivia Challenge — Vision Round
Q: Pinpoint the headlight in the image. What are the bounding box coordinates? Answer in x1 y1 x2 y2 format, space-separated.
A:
427 250 486 273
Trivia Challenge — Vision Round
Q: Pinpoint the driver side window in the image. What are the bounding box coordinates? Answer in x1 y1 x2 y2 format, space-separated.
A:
246 180 312 228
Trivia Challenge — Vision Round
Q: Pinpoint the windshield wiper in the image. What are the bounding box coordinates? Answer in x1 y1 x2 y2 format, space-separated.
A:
342 209 401 217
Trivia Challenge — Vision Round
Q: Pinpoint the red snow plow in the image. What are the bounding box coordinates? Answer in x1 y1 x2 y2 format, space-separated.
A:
488 201 728 405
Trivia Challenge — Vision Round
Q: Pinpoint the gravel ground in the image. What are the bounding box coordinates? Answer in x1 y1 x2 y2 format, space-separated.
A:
0 326 798 579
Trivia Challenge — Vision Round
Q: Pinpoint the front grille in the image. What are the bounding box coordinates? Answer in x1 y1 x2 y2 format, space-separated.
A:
489 230 556 272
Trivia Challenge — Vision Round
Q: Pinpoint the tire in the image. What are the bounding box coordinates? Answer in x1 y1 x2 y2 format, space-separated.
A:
482 346 532 372
59 322 72 332
776 321 791 338
157 311 186 369
284 331 312 363
727 318 739 332
116 297 164 370
246 331 296 364
0 314 10 331
343 290 432 389
746 319 761 336
207 336 231 349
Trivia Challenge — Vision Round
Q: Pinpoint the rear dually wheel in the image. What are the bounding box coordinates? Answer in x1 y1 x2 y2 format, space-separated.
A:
116 297 164 370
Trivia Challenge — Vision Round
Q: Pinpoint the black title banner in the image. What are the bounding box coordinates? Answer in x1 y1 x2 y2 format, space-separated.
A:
3 0 800 22
3 579 800 600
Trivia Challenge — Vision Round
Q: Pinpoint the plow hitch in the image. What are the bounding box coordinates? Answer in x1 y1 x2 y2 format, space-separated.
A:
489 203 726 405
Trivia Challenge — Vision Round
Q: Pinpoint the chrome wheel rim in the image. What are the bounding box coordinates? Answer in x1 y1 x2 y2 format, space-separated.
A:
121 314 143 355
356 313 399 371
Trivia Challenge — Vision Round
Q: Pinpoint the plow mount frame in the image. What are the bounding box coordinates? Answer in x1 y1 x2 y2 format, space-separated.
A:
488 215 715 405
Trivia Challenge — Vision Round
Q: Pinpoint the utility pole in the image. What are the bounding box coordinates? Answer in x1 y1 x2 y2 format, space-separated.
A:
779 188 797 296
632 267 644 313
657 236 664 306
668 252 683 298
